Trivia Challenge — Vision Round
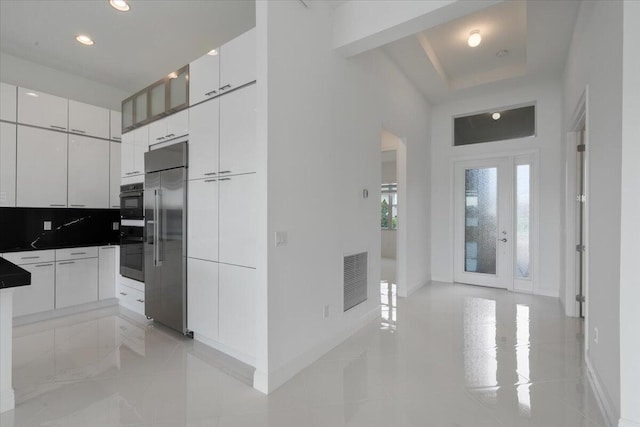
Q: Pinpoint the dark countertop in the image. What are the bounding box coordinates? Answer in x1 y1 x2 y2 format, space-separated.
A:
1 241 119 254
0 258 31 289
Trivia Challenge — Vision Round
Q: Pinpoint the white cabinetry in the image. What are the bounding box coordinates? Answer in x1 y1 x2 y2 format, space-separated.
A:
0 122 16 206
16 125 67 207
218 263 256 362
98 246 117 300
55 248 99 309
218 173 257 268
219 84 256 176
121 126 148 178
68 135 110 208
110 110 122 141
17 87 68 131
109 142 121 208
2 250 56 317
187 178 218 261
187 258 218 342
68 100 110 139
189 52 220 106
0 82 17 122
148 109 188 146
188 99 219 180
117 281 145 316
219 28 256 94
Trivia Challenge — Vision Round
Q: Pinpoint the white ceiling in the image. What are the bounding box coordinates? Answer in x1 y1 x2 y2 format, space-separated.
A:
381 0 580 104
0 0 255 94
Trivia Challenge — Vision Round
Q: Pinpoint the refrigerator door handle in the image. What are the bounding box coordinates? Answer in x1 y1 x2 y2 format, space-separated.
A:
154 189 162 267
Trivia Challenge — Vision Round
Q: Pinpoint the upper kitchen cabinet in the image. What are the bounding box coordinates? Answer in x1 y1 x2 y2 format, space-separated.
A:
121 125 148 178
16 125 68 207
17 87 68 131
189 52 220 106
68 100 110 139
110 110 122 141
219 84 256 176
168 66 189 111
122 98 133 130
68 135 110 208
219 28 256 94
149 109 188 146
0 82 17 122
188 98 219 180
0 122 17 206
109 142 121 208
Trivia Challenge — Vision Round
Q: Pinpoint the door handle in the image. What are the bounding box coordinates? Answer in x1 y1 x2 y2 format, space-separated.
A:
499 238 508 242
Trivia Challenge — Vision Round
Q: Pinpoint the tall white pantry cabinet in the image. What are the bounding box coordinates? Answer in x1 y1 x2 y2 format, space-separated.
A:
186 27 258 365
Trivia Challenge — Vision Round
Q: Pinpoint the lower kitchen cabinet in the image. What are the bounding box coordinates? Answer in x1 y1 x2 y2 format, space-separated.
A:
187 257 218 342
116 282 145 316
98 246 117 300
12 261 55 317
218 263 256 362
55 257 98 309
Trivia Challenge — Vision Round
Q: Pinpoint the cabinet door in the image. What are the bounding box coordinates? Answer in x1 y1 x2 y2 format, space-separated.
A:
218 173 257 268
188 99 219 180
122 99 133 130
219 28 256 93
218 263 255 360
17 87 68 131
168 67 189 111
110 110 122 141
0 82 17 122
16 125 67 207
166 109 189 139
219 85 256 176
109 142 121 208
187 178 219 261
98 246 116 300
121 131 135 178
56 258 98 308
187 257 218 342
148 117 168 146
68 100 110 139
133 125 148 175
0 122 17 206
189 52 220 106
68 135 110 208
12 262 55 317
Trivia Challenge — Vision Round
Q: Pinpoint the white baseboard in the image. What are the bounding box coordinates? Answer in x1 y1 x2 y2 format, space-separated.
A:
619 419 640 427
586 354 618 427
13 298 119 326
256 306 380 394
403 280 427 298
193 334 256 368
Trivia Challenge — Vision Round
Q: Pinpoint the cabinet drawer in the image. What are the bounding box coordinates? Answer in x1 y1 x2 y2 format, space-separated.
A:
3 250 55 265
55 257 99 309
117 283 145 315
56 246 98 261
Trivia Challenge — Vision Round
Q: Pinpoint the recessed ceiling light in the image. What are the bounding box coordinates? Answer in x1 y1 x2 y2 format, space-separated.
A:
467 30 481 48
75 34 94 46
492 112 501 120
26 92 39 97
167 72 178 79
207 49 219 56
109 0 130 12
496 49 509 58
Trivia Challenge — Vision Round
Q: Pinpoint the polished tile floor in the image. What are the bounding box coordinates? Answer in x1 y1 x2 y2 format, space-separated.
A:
1 279 606 427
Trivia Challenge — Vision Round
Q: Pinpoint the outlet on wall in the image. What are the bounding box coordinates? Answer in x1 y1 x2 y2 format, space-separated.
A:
43 221 52 231
323 305 330 319
594 327 599 344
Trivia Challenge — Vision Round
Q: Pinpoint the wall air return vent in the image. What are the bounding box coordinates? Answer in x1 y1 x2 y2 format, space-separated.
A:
344 252 368 312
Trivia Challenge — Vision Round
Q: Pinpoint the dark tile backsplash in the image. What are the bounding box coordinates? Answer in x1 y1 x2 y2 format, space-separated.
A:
0 208 120 252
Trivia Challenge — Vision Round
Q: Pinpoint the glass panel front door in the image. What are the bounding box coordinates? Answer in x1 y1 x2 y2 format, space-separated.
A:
464 167 498 275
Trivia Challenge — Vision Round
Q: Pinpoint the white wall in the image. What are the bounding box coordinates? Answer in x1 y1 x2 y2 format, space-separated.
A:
619 3 640 426
0 52 127 110
563 1 623 424
430 80 563 297
254 1 431 393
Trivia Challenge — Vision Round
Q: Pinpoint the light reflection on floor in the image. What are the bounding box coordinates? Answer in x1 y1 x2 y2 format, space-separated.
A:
380 280 397 332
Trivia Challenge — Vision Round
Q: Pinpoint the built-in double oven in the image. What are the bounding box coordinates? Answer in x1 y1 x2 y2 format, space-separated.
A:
120 183 144 282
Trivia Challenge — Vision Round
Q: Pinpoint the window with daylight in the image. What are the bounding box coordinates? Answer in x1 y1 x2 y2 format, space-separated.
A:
381 183 398 230
454 104 536 146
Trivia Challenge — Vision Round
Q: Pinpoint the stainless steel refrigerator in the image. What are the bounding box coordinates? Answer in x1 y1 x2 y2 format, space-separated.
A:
144 142 189 335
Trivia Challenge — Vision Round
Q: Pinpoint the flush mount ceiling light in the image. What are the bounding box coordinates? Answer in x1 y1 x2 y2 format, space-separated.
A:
26 92 39 97
492 112 501 120
467 30 482 47
75 34 94 46
207 49 219 56
496 49 509 58
167 71 178 79
109 0 130 12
